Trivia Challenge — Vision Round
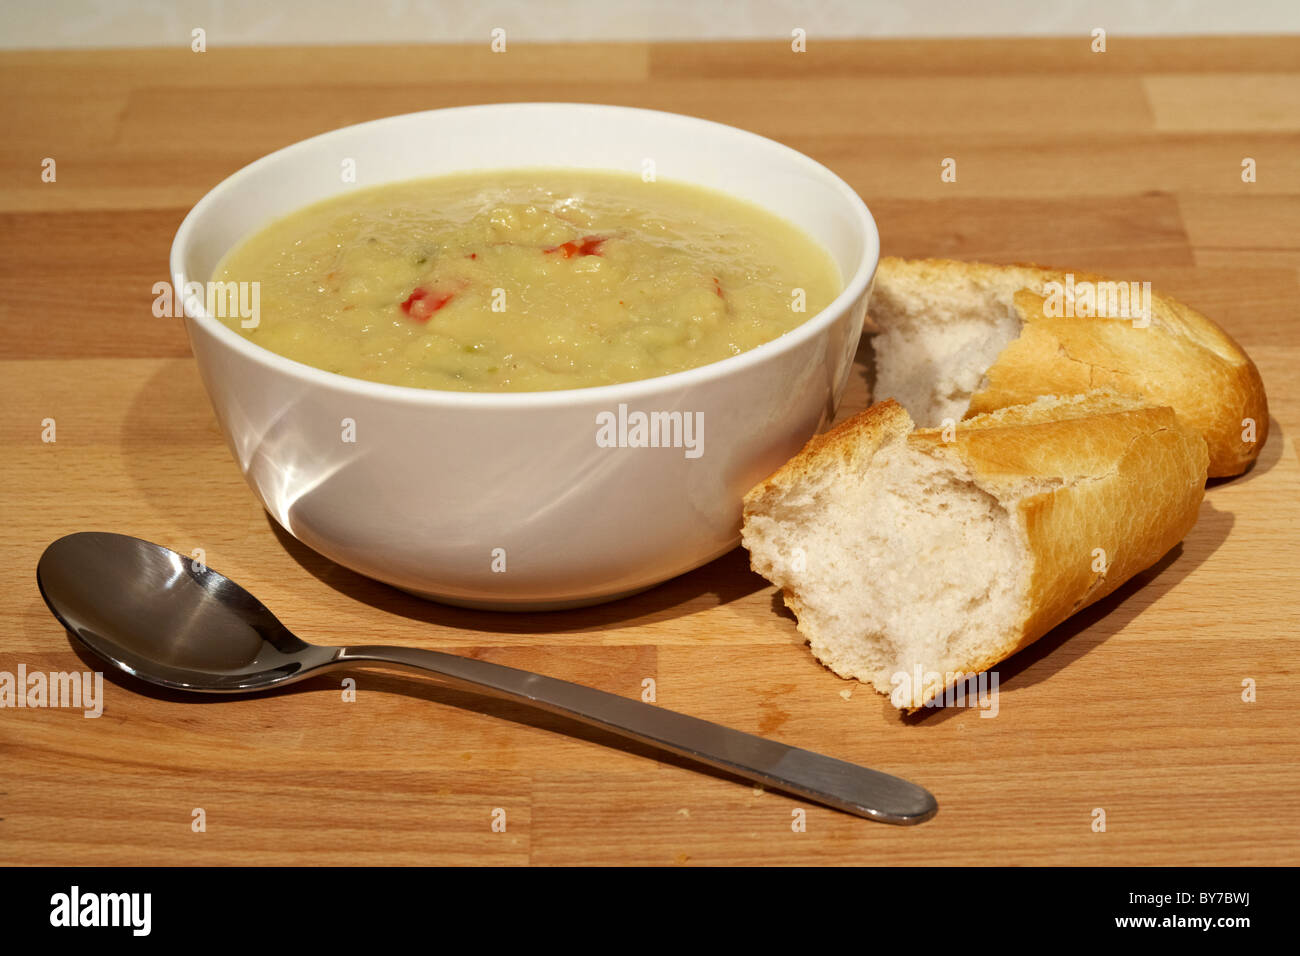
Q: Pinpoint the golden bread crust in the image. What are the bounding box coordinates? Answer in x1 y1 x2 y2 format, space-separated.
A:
873 256 1268 477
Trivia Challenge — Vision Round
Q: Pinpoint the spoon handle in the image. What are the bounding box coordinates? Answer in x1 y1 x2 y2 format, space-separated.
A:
332 644 936 824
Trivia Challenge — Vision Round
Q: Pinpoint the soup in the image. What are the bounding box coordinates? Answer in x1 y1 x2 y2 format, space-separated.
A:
212 169 841 392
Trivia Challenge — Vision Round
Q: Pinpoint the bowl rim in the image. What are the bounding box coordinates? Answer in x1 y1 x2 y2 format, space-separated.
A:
170 101 879 409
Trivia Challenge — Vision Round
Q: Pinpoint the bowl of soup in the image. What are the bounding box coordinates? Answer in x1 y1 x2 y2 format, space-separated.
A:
170 103 879 608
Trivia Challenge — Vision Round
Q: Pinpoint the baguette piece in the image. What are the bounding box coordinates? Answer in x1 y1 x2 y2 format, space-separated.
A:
740 392 1208 710
869 256 1268 477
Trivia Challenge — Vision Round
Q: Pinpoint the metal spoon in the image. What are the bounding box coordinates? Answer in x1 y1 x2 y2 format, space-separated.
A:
36 531 937 825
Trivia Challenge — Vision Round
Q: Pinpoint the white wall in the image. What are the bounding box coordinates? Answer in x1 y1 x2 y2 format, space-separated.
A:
2 0 1298 49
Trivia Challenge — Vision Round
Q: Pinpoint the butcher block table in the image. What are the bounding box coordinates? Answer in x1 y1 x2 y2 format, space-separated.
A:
2 36 1298 867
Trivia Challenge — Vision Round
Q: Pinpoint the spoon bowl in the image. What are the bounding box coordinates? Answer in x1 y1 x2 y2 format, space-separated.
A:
38 532 332 692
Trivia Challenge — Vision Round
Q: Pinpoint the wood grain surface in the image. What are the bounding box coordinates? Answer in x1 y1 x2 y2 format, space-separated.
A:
2 37 1297 866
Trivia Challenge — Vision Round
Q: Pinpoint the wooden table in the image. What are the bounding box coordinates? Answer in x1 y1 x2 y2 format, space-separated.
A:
2 37 1297 866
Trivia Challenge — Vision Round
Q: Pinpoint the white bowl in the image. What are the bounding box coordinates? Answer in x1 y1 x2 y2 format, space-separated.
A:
170 103 878 609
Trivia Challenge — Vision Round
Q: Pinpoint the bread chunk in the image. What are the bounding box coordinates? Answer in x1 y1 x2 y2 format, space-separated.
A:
868 256 1267 477
741 392 1209 709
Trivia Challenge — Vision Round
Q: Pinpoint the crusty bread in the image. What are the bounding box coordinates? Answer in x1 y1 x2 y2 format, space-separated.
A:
868 256 1268 477
740 391 1209 710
